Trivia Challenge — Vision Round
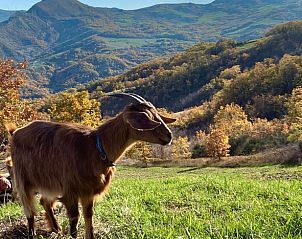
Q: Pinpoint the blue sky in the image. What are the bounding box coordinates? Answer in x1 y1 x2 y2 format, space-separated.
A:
1 0 214 11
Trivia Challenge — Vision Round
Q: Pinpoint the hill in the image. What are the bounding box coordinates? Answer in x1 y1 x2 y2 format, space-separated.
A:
89 21 302 116
0 10 16 22
0 0 302 96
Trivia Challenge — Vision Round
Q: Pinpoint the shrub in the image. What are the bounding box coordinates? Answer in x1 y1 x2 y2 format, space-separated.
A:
126 142 153 165
230 118 289 155
170 136 192 160
192 144 206 158
205 128 230 158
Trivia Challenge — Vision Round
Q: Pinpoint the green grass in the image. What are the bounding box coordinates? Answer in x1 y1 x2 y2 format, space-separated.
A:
1 166 302 238
103 38 157 49
237 41 257 50
198 12 228 24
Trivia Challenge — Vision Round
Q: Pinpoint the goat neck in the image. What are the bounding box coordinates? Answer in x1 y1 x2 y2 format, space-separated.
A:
94 114 135 163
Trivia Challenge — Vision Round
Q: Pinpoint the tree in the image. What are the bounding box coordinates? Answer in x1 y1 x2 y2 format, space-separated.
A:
213 103 251 138
48 90 101 127
278 54 299 93
219 65 241 80
205 128 230 159
126 142 153 166
246 95 287 120
287 87 302 141
192 130 207 158
0 59 42 141
170 136 192 160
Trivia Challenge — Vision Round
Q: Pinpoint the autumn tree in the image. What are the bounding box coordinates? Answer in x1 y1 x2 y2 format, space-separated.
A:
219 65 241 80
126 142 153 166
0 59 42 141
213 103 251 138
287 87 302 141
278 54 302 93
170 136 192 160
205 128 230 159
48 89 101 127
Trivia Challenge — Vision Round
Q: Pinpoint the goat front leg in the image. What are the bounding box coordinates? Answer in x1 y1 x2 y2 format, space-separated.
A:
27 216 35 239
61 196 79 238
81 196 95 239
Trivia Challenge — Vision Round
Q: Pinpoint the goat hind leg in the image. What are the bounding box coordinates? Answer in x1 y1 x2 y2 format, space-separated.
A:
40 197 61 233
19 190 36 238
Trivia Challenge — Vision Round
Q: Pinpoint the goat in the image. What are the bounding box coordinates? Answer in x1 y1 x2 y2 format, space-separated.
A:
6 93 176 239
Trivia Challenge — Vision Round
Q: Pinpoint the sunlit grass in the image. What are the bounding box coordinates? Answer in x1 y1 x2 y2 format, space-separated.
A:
1 166 302 238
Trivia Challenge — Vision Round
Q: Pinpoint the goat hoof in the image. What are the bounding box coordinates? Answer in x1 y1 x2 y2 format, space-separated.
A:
51 225 61 233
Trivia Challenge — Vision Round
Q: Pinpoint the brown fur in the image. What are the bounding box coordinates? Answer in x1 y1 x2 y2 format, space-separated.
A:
6 102 175 239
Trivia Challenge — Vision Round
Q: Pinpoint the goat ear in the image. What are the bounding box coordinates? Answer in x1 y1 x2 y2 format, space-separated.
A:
124 112 161 131
158 113 177 124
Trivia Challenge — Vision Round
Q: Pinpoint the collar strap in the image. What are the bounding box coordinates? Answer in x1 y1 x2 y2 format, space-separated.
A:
96 135 116 167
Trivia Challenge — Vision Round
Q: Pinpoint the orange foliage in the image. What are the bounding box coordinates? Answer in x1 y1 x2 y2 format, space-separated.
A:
205 128 230 158
0 59 44 140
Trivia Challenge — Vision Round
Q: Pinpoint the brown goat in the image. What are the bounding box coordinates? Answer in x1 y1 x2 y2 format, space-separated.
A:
6 93 176 239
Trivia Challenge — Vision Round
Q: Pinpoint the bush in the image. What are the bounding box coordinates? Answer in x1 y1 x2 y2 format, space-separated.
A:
205 128 230 158
170 136 192 160
192 144 206 158
230 119 289 155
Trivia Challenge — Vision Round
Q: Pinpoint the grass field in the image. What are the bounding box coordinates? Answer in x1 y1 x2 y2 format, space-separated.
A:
1 165 302 238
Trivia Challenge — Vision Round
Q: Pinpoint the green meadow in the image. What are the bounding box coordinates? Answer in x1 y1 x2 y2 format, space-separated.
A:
1 165 302 238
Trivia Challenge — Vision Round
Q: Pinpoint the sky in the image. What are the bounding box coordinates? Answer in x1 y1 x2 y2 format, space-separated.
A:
0 0 214 11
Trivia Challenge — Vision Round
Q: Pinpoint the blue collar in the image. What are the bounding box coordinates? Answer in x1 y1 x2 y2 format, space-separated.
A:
96 135 115 167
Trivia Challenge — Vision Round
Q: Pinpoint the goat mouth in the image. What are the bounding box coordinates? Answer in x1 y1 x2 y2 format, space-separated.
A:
159 138 172 146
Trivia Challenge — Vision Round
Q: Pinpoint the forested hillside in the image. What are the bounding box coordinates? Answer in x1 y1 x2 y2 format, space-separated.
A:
0 0 302 96
100 21 302 157
87 21 302 156
90 21 302 112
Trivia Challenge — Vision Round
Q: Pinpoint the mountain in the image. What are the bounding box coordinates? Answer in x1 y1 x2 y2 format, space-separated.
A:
0 10 16 22
0 0 301 96
89 21 302 115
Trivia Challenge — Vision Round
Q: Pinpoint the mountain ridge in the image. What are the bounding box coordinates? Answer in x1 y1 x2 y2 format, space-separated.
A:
28 0 95 18
0 9 17 22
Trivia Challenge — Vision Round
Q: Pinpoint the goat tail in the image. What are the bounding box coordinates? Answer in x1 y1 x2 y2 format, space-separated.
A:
5 123 17 136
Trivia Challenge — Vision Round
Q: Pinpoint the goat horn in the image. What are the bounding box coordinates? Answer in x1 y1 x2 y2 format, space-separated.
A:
107 92 143 103
128 93 148 102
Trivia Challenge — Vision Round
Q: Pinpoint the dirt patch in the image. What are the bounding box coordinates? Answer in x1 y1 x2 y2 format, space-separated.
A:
0 206 72 239
0 217 51 239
